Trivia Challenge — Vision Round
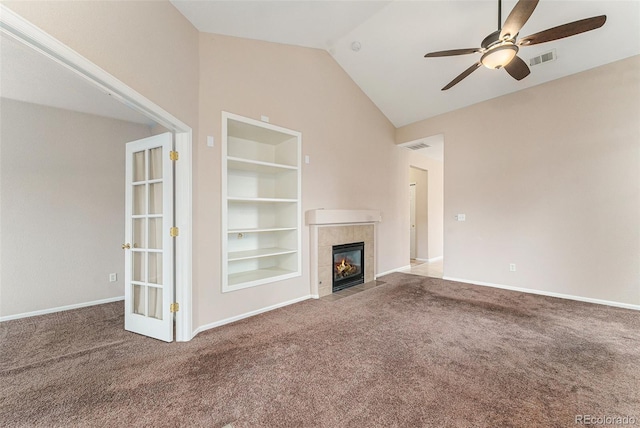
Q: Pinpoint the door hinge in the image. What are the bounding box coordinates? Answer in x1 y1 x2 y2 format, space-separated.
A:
170 302 179 313
170 226 179 237
170 151 179 161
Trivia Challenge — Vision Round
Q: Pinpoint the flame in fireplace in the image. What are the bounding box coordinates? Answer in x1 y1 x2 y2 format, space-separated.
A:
335 258 357 278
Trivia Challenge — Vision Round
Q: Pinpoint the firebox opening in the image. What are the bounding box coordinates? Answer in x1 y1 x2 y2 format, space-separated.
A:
332 242 365 292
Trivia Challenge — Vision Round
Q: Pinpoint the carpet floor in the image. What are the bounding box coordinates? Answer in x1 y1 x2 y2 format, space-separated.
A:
1 273 639 427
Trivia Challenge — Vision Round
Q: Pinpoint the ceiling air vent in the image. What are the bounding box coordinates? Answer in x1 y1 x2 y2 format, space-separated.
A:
529 49 556 67
400 141 431 150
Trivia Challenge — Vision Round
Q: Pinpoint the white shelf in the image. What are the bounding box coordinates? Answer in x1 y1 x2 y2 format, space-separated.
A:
222 112 302 292
228 268 298 287
228 227 297 234
228 157 297 173
228 247 297 261
228 197 297 203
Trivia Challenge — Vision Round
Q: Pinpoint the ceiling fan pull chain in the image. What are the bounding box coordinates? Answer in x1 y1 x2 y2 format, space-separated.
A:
498 0 502 31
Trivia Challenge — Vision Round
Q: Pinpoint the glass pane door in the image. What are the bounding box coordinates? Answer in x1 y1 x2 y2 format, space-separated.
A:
124 133 173 342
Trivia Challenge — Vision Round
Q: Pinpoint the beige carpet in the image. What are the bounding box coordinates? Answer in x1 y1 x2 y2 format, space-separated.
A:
1 273 639 427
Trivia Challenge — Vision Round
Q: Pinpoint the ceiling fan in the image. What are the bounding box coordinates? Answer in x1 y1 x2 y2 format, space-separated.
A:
424 0 606 90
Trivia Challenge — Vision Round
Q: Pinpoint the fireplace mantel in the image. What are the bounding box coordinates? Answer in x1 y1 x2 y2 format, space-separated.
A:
306 209 382 225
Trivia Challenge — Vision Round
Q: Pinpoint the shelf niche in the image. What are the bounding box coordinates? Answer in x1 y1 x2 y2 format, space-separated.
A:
222 112 302 292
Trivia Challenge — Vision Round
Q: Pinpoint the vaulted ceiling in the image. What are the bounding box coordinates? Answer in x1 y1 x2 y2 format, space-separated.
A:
172 0 640 127
3 2 638 131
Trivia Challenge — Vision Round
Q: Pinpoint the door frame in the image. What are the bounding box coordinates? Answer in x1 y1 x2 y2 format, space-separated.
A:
0 5 193 341
409 182 417 260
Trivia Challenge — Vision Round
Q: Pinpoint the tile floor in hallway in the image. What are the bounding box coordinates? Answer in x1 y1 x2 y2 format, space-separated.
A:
407 259 444 278
320 259 444 301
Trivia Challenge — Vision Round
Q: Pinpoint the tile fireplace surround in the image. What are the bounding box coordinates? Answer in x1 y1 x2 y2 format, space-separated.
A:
306 209 382 297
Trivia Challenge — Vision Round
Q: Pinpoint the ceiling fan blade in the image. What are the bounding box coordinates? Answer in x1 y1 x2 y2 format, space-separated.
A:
504 55 530 81
424 48 480 58
500 0 540 40
442 62 482 91
518 15 607 46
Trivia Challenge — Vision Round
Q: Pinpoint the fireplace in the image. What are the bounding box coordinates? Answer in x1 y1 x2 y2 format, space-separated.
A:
332 242 365 292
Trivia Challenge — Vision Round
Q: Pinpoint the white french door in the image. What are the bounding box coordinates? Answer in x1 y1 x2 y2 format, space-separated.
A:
124 133 174 342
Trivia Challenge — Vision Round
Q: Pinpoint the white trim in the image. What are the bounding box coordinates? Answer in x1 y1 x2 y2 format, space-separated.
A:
0 296 125 322
174 131 193 342
376 265 412 278
0 5 194 341
443 277 640 311
191 295 313 338
427 256 443 262
306 209 382 225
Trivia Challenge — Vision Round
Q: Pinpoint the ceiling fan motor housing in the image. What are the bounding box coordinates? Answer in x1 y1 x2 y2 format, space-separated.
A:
481 29 516 49
480 30 519 69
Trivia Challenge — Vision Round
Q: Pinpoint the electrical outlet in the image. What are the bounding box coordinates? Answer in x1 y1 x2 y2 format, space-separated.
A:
509 264 516 272
109 273 117 282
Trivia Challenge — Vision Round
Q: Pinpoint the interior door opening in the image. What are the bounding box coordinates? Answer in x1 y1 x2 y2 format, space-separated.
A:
1 6 193 341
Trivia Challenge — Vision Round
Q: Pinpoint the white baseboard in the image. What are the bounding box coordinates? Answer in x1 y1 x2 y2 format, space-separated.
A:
413 256 443 263
376 265 412 278
0 296 125 322
443 276 640 311
191 295 314 339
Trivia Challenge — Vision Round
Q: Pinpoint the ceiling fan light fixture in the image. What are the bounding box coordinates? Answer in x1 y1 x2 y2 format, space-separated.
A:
480 44 519 69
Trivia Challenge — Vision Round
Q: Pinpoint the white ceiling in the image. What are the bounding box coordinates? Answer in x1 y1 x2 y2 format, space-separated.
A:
171 0 640 128
0 33 153 126
2 1 637 135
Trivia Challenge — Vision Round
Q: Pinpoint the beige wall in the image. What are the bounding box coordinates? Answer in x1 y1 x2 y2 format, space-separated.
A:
196 33 416 327
0 99 151 317
397 55 640 306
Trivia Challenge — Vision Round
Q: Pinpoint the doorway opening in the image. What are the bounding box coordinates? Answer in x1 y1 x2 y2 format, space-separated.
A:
400 134 444 279
0 6 193 341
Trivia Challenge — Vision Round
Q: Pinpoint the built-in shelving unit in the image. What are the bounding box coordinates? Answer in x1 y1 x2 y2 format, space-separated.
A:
222 112 302 292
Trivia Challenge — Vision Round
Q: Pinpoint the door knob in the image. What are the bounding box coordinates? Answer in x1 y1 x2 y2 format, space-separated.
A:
122 243 131 250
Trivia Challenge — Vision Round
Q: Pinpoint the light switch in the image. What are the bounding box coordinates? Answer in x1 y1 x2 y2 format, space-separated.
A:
207 136 214 147
305 155 310 164
456 214 466 221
